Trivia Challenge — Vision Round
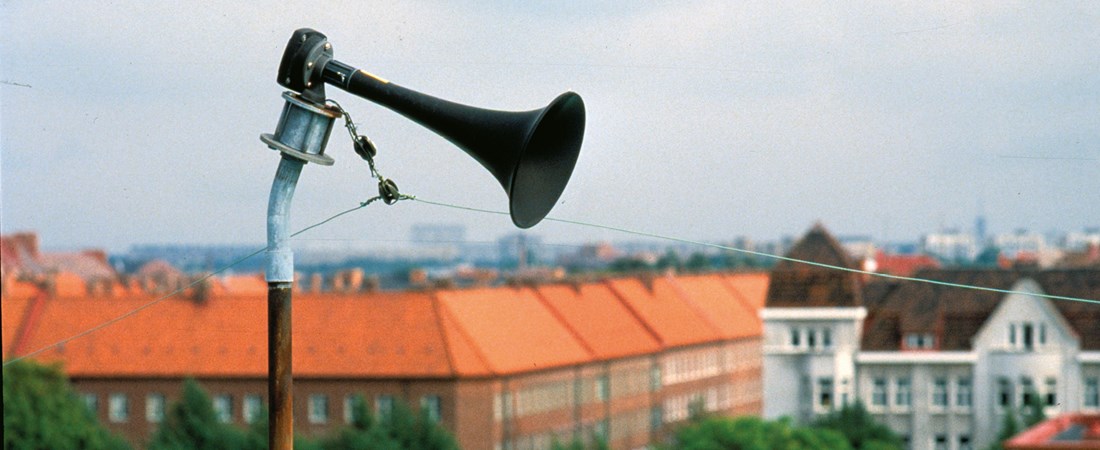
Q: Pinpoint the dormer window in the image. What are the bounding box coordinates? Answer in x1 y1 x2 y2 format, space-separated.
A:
904 333 935 350
1008 321 1046 351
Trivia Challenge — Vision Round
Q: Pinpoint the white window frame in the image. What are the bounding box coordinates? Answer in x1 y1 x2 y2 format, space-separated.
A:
1085 378 1100 408
108 393 129 423
895 378 911 408
931 378 948 409
243 394 263 424
146 393 166 423
213 394 233 424
420 395 442 422
308 394 329 424
956 377 972 409
871 378 887 408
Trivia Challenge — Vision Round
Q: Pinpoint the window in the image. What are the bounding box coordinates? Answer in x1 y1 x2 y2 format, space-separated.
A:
1009 323 1017 346
108 393 129 423
998 378 1014 407
958 435 972 450
376 394 395 421
1021 377 1035 407
650 365 662 390
650 406 663 431
904 333 935 350
932 378 948 408
1086 378 1100 408
956 377 972 408
1045 378 1057 407
1023 323 1035 350
818 378 833 409
790 327 801 347
213 394 233 423
344 395 360 424
243 394 263 424
934 434 948 450
871 378 887 407
420 395 441 423
1039 323 1047 345
807 328 817 349
308 394 329 424
145 393 166 423
596 375 610 401
822 327 833 348
895 378 911 407
82 393 99 414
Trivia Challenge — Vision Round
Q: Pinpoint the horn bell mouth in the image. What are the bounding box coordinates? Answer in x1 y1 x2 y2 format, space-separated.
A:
508 92 586 229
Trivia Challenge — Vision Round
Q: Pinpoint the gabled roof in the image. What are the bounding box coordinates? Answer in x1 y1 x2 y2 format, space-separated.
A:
535 283 661 360
766 223 864 307
5 272 769 379
606 276 723 348
673 275 761 339
435 287 593 375
860 268 1100 351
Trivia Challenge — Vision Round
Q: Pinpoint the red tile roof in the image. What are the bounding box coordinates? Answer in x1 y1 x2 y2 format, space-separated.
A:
606 276 723 347
873 251 940 277
4 273 768 379
535 283 661 360
674 275 761 340
435 287 593 375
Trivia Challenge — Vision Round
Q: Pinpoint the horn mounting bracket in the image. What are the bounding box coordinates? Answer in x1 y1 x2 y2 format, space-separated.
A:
276 28 333 104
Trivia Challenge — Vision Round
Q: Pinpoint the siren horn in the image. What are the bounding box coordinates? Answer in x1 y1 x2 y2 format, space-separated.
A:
276 28 585 228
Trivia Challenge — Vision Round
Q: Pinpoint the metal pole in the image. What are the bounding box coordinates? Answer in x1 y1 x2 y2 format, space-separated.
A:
261 90 338 450
267 156 303 450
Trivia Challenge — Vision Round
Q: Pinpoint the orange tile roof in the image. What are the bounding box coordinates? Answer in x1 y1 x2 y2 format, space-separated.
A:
5 271 767 379
2 296 34 359
673 275 762 340
606 276 722 348
435 287 592 375
292 292 455 378
721 272 770 310
536 283 661 360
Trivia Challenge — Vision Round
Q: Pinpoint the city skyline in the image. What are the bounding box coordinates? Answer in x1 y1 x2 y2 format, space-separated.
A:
3 1 1098 253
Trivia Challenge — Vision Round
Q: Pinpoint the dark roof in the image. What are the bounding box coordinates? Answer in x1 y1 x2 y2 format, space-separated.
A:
766 223 864 307
860 268 1100 351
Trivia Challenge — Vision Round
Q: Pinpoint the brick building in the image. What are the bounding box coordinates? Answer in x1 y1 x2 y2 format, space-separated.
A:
2 268 767 450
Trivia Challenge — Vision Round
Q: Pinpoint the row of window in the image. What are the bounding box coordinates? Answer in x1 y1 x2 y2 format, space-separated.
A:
789 326 833 350
1006 321 1048 351
868 377 972 410
997 377 1057 408
81 392 441 425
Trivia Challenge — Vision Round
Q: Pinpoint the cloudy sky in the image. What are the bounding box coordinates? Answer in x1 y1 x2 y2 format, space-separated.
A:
2 1 1097 252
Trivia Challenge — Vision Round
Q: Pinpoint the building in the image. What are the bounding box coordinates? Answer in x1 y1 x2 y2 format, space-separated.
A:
762 224 1100 450
2 266 768 450
921 230 980 263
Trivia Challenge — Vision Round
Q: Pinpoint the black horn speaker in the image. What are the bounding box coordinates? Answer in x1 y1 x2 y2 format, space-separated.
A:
279 29 585 228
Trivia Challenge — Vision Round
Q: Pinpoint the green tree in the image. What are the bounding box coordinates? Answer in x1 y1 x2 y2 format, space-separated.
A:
319 396 458 450
1020 388 1045 428
986 408 1020 450
812 401 903 449
148 378 248 450
656 250 682 271
684 252 711 272
673 415 851 450
2 359 131 450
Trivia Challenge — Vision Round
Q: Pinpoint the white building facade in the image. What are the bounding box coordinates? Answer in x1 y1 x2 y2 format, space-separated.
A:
763 277 1100 450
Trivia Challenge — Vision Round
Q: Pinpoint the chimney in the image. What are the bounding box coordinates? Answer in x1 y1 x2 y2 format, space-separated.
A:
332 271 347 293
347 268 364 292
363 275 380 293
12 232 40 259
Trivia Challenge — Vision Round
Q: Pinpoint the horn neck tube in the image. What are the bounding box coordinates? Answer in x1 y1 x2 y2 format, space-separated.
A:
321 59 585 228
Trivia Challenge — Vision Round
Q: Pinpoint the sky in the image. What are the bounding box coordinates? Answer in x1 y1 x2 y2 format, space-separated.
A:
2 1 1098 253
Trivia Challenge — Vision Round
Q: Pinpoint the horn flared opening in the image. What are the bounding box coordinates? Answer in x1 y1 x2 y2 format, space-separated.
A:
508 92 586 228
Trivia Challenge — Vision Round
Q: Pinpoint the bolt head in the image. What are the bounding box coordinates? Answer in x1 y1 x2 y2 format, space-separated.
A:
323 43 331 50
307 61 314 69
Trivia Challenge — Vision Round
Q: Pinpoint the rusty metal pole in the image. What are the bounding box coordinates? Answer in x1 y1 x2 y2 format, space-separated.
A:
262 91 339 450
